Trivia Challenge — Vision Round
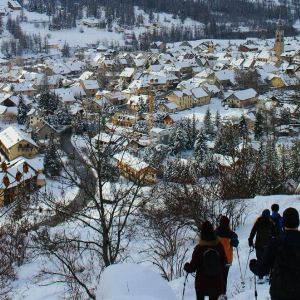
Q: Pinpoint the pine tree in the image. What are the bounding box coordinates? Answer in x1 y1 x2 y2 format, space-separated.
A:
203 108 213 135
17 95 28 125
254 110 264 140
61 42 70 57
239 115 249 141
215 110 221 129
39 91 59 112
194 131 208 164
56 105 71 125
170 126 188 154
44 139 61 177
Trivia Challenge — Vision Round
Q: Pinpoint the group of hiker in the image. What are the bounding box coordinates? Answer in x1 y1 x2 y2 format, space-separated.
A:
184 204 300 300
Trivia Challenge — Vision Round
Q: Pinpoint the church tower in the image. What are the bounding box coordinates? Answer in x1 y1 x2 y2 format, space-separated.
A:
274 19 284 59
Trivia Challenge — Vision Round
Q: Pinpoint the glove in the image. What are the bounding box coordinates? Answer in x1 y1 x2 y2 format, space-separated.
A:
248 238 254 248
249 259 257 271
184 262 190 272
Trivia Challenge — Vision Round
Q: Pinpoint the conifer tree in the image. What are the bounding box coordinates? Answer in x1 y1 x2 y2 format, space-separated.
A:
239 115 249 141
194 131 208 164
203 108 213 135
17 95 28 125
44 139 61 177
254 110 264 140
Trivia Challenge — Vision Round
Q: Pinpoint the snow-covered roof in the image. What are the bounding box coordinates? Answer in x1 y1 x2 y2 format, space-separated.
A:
114 152 150 172
82 80 99 90
232 88 257 101
0 126 38 149
120 67 135 78
192 87 208 99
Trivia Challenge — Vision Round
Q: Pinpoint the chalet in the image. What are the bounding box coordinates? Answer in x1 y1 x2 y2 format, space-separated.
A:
119 67 135 82
0 158 45 207
8 0 21 10
163 113 183 126
92 132 124 148
80 80 99 97
0 126 38 161
239 44 259 52
12 82 36 97
114 152 156 184
112 113 138 127
224 88 258 108
31 121 62 146
127 95 148 112
150 41 166 53
159 101 178 113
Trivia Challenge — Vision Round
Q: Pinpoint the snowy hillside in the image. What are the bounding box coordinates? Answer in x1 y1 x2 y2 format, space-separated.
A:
12 194 300 299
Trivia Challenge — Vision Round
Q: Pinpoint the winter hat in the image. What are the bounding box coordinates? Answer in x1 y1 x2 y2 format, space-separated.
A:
271 204 279 212
220 215 230 229
262 209 270 218
201 221 216 241
283 207 299 228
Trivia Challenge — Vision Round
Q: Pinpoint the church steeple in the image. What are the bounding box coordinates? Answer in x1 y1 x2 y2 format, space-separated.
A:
274 18 284 59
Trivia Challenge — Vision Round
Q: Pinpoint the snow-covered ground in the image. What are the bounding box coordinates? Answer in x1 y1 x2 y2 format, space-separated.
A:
11 194 300 299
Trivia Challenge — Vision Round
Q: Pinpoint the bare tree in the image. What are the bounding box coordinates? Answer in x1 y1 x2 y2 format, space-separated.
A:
32 111 147 298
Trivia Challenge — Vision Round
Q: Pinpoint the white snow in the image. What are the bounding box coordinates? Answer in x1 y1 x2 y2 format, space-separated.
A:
96 263 177 300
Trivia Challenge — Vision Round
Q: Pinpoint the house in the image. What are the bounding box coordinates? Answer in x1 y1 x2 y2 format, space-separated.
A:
8 0 21 10
119 67 135 82
0 126 38 161
92 132 124 148
31 121 62 146
191 87 211 106
112 113 139 127
224 88 258 108
212 153 240 172
163 113 183 126
166 90 193 110
0 157 45 207
127 95 148 112
150 127 171 144
80 80 99 97
159 101 178 113
114 152 156 184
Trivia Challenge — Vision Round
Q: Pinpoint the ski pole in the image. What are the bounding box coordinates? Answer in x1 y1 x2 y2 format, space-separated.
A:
254 275 258 300
243 247 254 280
236 248 245 287
182 273 189 300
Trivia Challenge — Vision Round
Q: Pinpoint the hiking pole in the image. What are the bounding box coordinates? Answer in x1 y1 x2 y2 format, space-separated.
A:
236 248 245 287
243 247 254 281
254 275 258 300
182 273 189 300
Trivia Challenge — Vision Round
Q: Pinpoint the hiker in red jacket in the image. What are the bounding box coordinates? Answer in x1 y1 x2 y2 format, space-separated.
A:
184 221 227 300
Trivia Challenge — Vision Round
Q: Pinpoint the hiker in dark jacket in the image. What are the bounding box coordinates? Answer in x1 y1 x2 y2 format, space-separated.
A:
215 216 239 294
250 207 300 300
271 203 284 235
184 221 227 300
248 209 276 281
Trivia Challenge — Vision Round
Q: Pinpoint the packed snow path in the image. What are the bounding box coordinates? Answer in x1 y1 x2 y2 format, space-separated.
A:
169 194 300 300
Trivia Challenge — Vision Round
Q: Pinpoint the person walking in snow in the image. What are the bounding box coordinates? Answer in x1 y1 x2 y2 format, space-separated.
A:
250 207 300 300
184 221 227 300
248 209 276 282
271 203 284 235
215 215 239 294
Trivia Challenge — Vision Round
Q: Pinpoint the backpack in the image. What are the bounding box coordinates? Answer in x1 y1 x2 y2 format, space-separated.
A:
271 242 300 298
202 248 222 277
271 215 283 236
256 218 273 247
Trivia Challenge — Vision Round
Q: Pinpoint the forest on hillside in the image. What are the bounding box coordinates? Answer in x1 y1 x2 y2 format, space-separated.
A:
20 0 299 41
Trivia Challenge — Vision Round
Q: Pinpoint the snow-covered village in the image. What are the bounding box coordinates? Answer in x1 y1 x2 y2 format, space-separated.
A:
0 0 300 299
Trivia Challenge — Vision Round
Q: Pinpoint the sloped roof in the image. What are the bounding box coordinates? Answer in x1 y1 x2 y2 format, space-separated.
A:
0 126 38 149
